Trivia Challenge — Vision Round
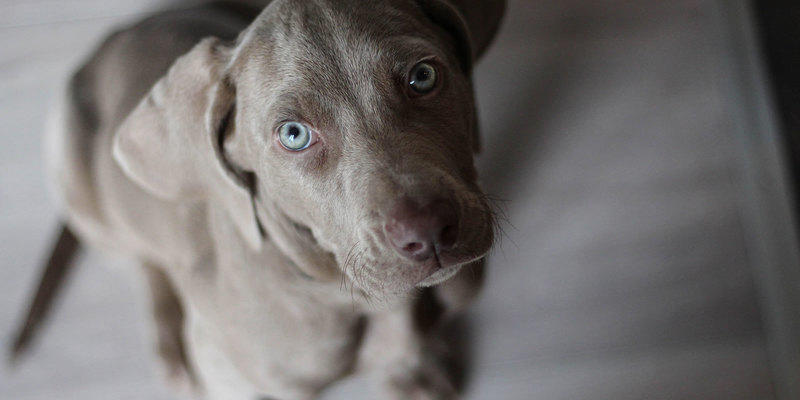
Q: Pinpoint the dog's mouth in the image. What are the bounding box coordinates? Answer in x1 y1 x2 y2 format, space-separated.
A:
414 233 492 286
275 187 495 295
338 204 494 295
339 245 487 296
417 262 463 286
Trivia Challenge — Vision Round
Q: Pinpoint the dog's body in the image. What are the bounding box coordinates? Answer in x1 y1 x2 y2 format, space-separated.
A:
20 1 504 398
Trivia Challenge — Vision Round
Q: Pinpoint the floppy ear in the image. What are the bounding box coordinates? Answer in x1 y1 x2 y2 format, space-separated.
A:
415 0 505 153
415 0 506 72
113 38 264 250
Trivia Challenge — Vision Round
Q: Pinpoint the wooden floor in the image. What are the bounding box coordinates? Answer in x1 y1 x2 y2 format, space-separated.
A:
0 1 778 399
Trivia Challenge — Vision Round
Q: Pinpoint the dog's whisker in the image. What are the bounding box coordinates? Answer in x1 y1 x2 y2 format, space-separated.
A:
341 242 359 292
476 190 516 250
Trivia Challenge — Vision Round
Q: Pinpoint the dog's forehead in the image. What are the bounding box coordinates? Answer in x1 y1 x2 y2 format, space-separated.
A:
246 0 439 64
233 0 450 125
267 0 428 37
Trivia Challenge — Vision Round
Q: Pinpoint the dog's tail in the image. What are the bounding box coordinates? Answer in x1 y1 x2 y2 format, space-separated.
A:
8 224 81 364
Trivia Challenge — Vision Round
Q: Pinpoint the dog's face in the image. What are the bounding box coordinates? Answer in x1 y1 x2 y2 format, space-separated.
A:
226 0 493 295
113 0 503 299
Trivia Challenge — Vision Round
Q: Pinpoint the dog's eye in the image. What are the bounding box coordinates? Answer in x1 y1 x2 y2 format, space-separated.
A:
278 122 313 151
408 62 437 94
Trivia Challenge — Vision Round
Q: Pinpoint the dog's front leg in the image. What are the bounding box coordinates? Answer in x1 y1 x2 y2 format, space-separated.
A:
359 302 458 400
140 262 199 397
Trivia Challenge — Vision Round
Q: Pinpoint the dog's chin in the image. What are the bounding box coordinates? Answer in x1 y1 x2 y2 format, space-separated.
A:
415 249 490 287
345 256 474 299
416 263 462 287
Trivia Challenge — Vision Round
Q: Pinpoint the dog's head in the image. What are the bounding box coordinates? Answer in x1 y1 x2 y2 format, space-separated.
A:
113 0 505 298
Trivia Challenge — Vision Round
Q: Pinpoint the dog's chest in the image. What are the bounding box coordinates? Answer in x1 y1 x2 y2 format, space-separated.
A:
188 298 364 397
179 208 367 395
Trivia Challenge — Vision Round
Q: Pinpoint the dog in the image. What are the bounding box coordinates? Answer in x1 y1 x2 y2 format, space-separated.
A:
10 0 504 398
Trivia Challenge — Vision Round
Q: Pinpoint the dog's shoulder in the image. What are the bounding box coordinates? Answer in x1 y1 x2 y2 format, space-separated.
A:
49 2 262 251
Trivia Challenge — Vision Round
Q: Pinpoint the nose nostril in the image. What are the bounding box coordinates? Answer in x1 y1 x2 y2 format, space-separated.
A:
439 224 458 248
403 242 423 253
385 197 459 261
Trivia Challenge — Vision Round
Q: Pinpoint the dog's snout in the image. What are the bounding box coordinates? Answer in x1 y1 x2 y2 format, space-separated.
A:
384 198 458 262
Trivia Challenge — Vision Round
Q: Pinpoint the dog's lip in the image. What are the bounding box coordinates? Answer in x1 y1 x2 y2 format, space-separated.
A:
416 263 461 287
437 249 487 267
413 260 443 286
412 246 489 286
412 251 461 285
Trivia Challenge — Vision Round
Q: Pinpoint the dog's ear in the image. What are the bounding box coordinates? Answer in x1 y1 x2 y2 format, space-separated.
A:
113 38 263 250
415 0 506 72
415 0 505 153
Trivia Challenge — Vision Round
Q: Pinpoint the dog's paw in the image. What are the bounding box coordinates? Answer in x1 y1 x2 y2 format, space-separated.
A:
384 363 459 400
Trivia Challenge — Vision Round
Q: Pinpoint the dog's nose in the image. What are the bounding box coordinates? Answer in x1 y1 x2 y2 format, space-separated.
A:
384 198 458 262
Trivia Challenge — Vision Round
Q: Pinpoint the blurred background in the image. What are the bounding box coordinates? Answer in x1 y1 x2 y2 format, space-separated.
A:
1 0 798 399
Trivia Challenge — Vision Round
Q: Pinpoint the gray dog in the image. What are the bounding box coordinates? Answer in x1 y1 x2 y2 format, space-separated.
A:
11 0 504 398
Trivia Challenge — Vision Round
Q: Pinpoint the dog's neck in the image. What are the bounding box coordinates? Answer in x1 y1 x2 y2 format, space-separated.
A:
251 197 344 281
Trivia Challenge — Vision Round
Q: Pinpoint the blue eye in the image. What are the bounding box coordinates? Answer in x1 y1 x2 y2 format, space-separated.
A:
409 62 437 93
278 122 312 151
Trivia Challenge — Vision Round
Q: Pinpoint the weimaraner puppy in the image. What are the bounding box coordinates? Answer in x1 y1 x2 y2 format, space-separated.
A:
11 0 504 398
